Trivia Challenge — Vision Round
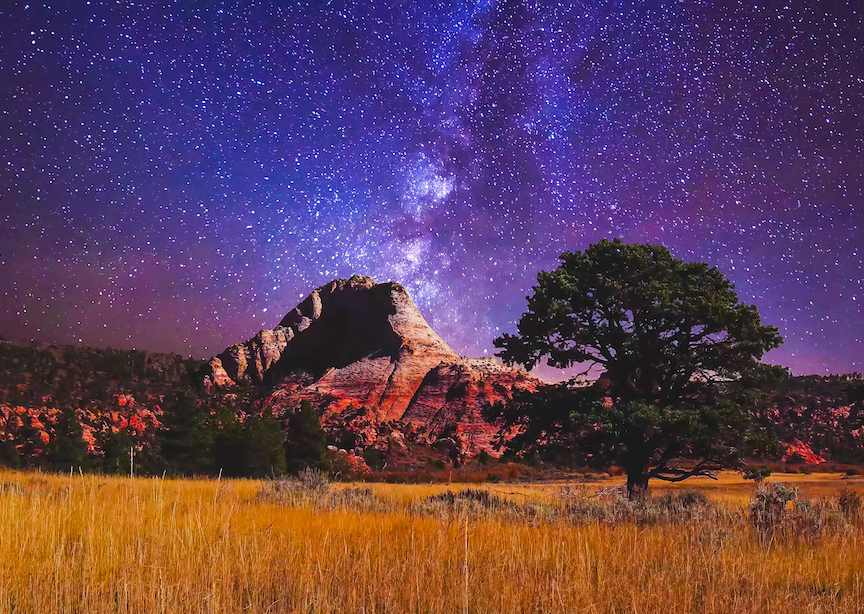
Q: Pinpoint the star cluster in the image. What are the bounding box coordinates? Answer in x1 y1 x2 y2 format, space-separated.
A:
1 0 862 376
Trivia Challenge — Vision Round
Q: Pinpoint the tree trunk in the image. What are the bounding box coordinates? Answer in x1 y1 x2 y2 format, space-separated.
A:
626 471 649 500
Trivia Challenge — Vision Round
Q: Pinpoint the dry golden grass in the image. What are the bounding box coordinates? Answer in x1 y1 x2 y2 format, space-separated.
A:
0 470 861 613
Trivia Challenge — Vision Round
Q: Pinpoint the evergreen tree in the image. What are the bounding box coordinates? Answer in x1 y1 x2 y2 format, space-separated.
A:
244 408 287 477
0 438 20 469
285 400 329 474
211 408 247 477
158 388 216 476
96 428 135 475
45 406 88 472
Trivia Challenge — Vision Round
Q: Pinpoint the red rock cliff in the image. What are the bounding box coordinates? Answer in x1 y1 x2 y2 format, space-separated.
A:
207 275 541 454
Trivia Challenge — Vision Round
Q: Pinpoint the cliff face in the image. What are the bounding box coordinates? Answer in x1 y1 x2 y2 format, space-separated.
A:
207 275 541 454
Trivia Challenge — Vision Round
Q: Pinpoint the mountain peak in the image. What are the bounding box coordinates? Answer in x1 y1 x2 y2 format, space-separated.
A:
207 276 539 453
209 276 459 416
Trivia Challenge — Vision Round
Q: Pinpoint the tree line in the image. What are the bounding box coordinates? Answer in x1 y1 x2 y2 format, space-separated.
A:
1 393 329 478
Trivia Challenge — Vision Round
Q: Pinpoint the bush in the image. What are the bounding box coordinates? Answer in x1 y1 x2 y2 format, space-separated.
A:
741 466 772 483
410 489 554 522
838 487 862 519
257 470 392 514
502 464 520 480
748 482 850 541
750 482 798 536
362 448 386 471
425 489 509 509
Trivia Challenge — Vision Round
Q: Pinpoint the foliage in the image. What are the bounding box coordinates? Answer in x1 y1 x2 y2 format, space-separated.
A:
748 481 853 541
0 340 203 409
838 487 862 519
362 447 386 471
284 400 329 474
43 407 88 472
489 240 783 497
762 374 864 463
741 465 772 482
750 482 799 536
157 389 217 476
242 407 288 477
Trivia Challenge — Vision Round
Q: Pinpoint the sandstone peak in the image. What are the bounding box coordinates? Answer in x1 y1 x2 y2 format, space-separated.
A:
207 275 541 454
209 276 460 417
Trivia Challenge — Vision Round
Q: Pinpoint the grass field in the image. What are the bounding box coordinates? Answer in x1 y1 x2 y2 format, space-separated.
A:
0 470 862 613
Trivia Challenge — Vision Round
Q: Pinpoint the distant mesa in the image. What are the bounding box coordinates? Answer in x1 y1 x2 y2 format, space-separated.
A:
206 275 541 456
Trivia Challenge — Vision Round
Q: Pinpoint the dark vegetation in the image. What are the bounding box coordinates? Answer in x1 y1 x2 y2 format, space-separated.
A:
0 340 327 477
487 240 862 497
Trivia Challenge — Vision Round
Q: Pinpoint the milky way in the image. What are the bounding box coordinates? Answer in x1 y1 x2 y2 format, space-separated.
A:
1 1 862 376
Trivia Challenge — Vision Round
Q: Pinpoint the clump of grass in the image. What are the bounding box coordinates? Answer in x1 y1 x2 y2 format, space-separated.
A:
257 469 392 513
558 486 715 525
412 488 520 518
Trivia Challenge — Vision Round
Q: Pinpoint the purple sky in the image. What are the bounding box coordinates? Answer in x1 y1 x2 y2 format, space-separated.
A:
1 1 862 376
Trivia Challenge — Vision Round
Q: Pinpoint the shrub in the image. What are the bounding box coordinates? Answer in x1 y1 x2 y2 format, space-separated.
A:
750 482 798 536
502 464 520 480
425 489 508 509
362 447 386 471
257 471 392 513
741 466 772 483
838 487 862 519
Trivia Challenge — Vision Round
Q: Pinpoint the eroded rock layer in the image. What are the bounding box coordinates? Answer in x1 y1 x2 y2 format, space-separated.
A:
207 275 541 454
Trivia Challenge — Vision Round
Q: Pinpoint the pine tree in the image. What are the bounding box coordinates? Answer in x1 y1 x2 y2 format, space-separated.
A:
211 408 248 477
285 400 329 474
490 239 783 498
158 388 216 476
244 407 287 477
45 406 88 472
96 428 135 475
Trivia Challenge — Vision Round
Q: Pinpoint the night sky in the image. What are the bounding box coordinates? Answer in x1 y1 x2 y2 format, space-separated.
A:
1 1 862 377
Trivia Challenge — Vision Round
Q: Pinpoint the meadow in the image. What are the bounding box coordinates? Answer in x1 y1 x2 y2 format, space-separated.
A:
0 470 862 613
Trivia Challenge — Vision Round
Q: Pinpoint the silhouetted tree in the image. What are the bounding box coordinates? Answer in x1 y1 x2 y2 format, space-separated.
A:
96 428 135 475
285 400 329 474
488 239 783 498
244 408 287 477
45 407 88 472
158 389 216 475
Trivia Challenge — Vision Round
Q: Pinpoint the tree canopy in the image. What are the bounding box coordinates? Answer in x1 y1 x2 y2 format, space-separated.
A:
489 239 783 497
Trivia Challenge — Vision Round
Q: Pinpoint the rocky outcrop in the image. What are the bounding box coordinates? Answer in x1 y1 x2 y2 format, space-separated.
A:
401 358 541 456
209 326 294 385
208 275 541 454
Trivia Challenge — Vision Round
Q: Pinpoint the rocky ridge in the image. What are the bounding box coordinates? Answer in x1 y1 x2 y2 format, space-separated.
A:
207 275 541 455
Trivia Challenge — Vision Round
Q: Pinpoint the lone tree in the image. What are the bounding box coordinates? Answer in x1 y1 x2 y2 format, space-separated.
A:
489 239 783 498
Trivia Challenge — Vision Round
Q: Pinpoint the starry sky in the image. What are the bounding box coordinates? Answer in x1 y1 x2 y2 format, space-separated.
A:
1 0 862 377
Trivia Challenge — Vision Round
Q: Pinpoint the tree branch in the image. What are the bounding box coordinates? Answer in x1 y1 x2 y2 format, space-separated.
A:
648 459 721 482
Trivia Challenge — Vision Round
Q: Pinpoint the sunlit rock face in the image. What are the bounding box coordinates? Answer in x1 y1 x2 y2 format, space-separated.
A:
208 275 541 454
399 358 541 456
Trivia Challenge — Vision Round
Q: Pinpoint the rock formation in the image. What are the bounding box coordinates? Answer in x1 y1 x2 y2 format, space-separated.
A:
207 275 541 455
